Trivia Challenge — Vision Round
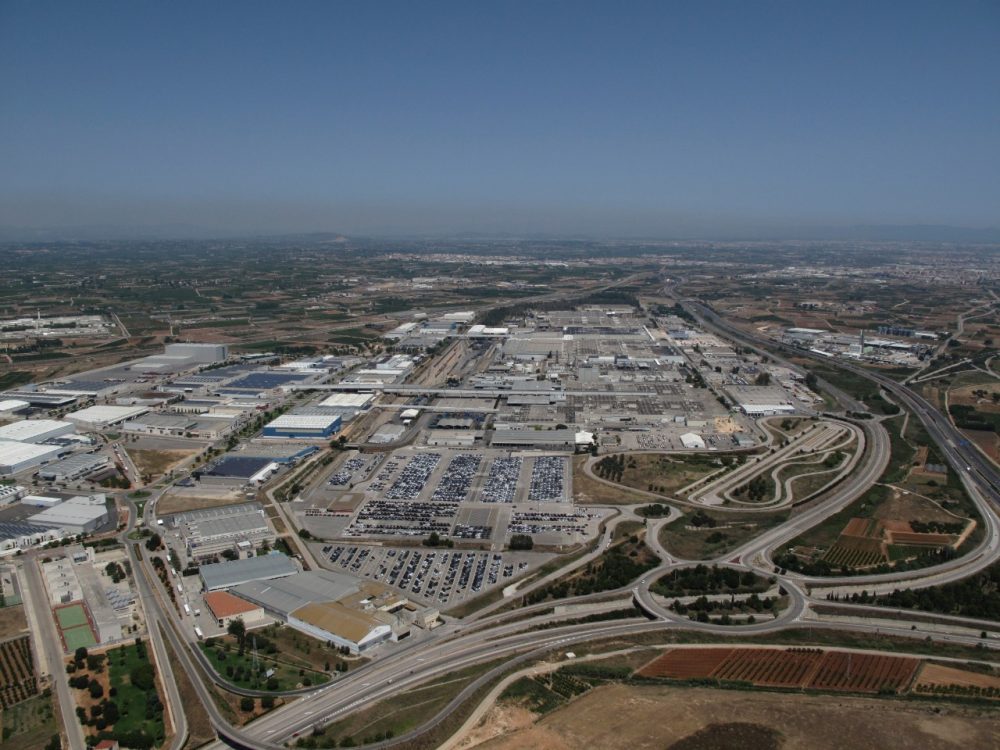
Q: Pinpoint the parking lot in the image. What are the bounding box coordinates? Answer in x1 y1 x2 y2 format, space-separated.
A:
317 543 545 607
317 449 588 546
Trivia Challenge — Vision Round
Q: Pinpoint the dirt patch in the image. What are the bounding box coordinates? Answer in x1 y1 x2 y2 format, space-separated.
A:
0 604 28 639
475 683 999 750
455 703 538 749
127 448 198 478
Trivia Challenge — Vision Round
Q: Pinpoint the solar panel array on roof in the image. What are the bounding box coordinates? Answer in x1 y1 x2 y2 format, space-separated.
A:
203 456 275 478
224 372 312 390
165 500 263 524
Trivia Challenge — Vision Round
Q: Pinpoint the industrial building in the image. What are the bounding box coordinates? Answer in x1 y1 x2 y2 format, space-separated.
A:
164 342 230 363
231 570 407 654
680 432 706 450
28 495 110 535
37 454 113 482
40 551 122 643
169 502 276 561
0 439 63 475
122 412 197 436
0 484 26 506
262 413 341 440
0 389 78 409
317 392 374 420
203 590 268 628
66 405 151 430
199 455 281 486
490 428 577 451
0 419 75 444
0 522 65 553
724 385 797 417
198 552 298 592
0 399 30 417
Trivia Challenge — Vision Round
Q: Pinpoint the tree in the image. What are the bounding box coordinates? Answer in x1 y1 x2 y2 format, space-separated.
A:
145 533 161 552
509 534 534 551
228 618 248 655
130 662 156 691
74 646 89 663
240 697 255 712
88 679 104 699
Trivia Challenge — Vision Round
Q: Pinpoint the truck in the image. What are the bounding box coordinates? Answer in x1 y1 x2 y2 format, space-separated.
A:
183 603 191 615
194 626 204 640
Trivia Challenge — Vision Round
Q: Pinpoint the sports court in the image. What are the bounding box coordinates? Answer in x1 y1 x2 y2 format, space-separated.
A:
54 603 97 652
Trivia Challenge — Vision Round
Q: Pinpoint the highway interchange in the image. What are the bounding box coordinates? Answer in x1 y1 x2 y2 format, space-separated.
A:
32 293 1000 750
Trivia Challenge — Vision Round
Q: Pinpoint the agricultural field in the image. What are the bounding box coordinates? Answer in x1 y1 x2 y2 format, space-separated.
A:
478 682 999 750
913 663 1000 700
638 647 920 694
0 635 39 708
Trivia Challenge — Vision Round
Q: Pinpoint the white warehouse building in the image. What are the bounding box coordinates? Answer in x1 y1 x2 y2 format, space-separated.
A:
0 419 75 444
164 342 229 363
0 439 63 476
27 494 110 535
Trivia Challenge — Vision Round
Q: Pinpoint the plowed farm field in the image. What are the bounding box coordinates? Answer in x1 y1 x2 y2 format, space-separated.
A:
638 647 920 694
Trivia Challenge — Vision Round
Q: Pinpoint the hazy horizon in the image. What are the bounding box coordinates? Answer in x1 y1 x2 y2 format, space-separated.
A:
2 2 998 240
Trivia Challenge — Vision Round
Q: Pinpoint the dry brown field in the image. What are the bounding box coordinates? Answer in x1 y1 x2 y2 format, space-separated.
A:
478 683 999 750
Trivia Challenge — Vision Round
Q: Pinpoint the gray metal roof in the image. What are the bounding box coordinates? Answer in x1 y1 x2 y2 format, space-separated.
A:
199 553 299 592
231 570 361 617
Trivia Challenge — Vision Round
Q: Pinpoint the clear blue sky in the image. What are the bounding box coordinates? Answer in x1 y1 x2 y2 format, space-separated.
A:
1 1 998 238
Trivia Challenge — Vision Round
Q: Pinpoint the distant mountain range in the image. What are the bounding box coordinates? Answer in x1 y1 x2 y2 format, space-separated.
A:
0 223 997 244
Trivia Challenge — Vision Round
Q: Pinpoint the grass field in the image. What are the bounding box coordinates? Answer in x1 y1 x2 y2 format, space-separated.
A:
199 640 330 691
597 453 725 496
660 510 789 560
